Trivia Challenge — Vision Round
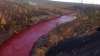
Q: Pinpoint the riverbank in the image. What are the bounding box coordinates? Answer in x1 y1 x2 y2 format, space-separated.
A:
30 13 100 56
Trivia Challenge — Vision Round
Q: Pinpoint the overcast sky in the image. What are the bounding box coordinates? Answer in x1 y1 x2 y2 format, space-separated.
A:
51 0 100 4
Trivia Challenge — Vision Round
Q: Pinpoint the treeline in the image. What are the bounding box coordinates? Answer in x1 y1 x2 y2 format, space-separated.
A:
0 0 50 3
0 1 62 32
70 5 100 21
0 0 29 3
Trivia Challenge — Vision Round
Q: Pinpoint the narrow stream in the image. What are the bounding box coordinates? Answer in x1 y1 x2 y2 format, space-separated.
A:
0 14 76 56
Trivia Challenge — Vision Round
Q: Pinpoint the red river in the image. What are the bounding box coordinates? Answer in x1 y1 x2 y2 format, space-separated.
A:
0 14 76 56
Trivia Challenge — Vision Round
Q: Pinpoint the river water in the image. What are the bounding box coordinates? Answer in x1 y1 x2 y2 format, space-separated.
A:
0 14 76 56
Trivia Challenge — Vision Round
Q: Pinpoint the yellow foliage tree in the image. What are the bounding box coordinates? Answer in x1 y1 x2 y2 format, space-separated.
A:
19 7 23 13
24 8 27 13
95 10 99 14
1 16 7 25
0 15 7 31
13 20 16 25
56 9 58 13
